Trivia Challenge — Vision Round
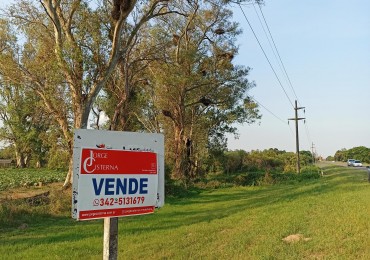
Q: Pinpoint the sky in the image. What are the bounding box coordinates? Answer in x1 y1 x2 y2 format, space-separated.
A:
226 0 370 157
0 0 369 157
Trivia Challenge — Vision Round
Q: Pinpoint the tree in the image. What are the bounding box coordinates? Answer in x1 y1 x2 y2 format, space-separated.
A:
0 0 177 187
334 148 348 162
300 150 313 164
333 147 370 163
224 150 247 174
326 155 334 161
0 0 260 186
0 82 51 167
100 23 162 132
145 0 260 182
243 149 285 173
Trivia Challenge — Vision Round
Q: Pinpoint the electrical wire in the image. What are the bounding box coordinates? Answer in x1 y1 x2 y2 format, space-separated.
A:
252 4 285 83
250 96 294 136
253 3 315 151
238 3 295 108
256 3 301 105
239 2 315 151
250 97 285 124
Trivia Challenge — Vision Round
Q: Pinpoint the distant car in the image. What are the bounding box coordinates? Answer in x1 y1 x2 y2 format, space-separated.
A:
347 159 356 166
353 160 363 167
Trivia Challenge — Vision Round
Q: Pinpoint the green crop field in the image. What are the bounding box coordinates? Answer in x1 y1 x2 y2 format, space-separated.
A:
0 164 369 259
0 168 66 191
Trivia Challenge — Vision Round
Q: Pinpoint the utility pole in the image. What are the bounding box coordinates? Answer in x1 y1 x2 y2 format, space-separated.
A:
288 100 305 173
311 142 316 164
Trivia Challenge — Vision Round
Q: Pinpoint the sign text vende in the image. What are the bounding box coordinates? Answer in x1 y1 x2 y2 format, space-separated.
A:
92 177 149 195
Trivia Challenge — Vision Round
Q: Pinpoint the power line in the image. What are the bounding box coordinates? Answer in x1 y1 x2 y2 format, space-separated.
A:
250 96 294 136
252 4 285 82
238 3 294 108
250 96 286 124
254 4 315 152
256 3 301 105
239 3 315 152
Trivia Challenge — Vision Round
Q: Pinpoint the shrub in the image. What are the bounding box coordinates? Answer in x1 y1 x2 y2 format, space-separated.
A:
0 198 49 228
257 172 275 186
47 149 69 170
301 165 321 174
48 188 71 216
233 172 264 186
193 180 231 189
0 187 72 228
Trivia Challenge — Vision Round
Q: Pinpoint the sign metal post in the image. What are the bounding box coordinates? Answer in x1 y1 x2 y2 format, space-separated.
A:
103 217 118 260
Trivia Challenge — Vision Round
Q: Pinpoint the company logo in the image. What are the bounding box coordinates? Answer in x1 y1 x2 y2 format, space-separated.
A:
80 148 157 175
82 150 118 174
83 150 96 173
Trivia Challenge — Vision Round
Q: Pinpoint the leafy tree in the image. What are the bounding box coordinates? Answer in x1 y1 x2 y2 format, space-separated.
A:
144 0 260 182
0 146 14 160
345 146 370 163
215 148 314 174
0 0 262 185
224 150 247 174
334 148 347 162
243 149 285 173
100 24 162 132
326 155 334 161
300 150 313 164
333 146 370 163
0 82 51 167
0 0 179 187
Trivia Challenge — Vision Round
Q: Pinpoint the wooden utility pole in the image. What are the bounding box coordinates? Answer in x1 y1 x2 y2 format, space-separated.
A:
288 100 305 173
311 142 316 164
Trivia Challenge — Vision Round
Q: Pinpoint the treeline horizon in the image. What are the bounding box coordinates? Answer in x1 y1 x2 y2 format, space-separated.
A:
327 146 370 163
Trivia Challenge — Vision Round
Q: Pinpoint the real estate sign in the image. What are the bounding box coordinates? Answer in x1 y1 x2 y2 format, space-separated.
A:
72 129 164 221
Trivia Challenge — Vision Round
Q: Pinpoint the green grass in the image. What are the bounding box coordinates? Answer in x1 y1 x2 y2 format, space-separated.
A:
1 164 369 259
0 168 66 191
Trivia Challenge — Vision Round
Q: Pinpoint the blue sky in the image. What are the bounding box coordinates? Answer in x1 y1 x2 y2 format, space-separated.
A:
1 0 369 157
227 0 370 157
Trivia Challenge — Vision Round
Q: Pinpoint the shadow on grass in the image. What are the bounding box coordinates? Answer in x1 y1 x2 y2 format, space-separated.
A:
1 164 368 248
122 166 369 233
0 211 104 247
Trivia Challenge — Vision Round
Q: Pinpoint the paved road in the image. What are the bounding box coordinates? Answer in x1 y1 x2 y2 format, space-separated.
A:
316 161 369 170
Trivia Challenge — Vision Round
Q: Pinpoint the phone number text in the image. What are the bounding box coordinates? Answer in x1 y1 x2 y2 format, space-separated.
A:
93 197 145 206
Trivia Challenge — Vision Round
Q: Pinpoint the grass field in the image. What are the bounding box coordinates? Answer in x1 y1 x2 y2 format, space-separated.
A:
0 164 369 259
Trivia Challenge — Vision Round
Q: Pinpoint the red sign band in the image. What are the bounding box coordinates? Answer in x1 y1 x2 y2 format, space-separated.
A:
80 149 157 175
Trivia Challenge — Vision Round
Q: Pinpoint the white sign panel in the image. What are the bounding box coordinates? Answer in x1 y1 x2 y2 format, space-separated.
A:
72 129 164 221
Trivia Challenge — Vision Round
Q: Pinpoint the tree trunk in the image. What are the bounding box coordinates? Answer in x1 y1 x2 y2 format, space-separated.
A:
16 154 26 168
109 97 126 131
36 160 41 168
119 104 130 131
173 124 185 180
15 146 26 168
63 156 74 189
24 154 30 167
